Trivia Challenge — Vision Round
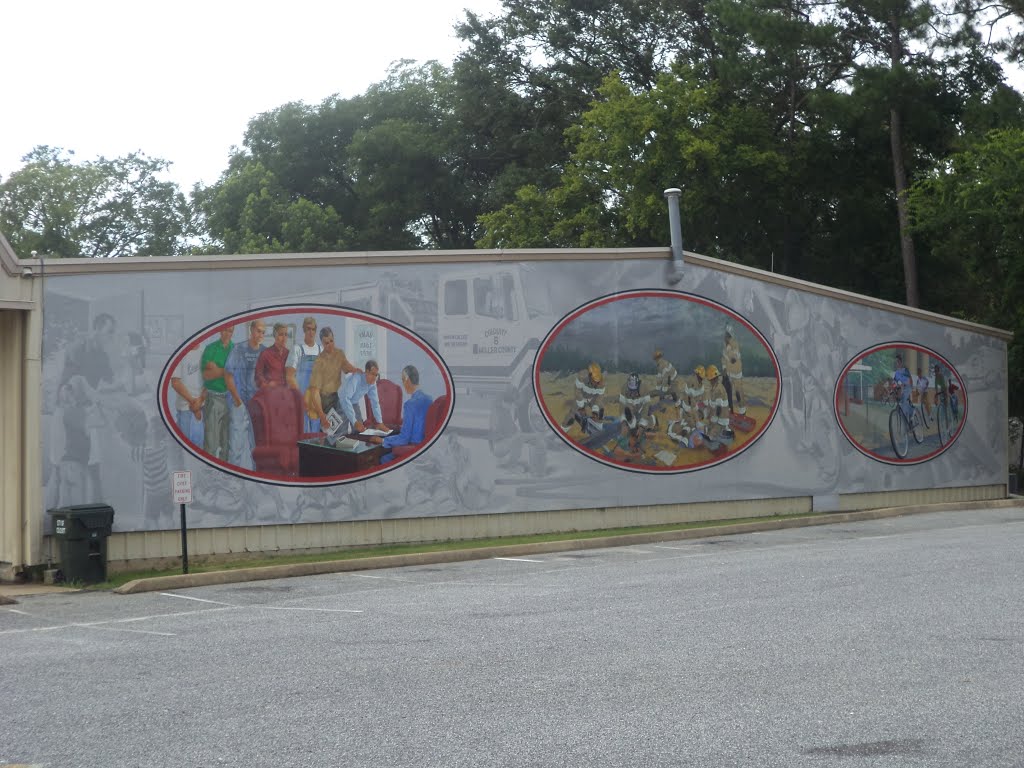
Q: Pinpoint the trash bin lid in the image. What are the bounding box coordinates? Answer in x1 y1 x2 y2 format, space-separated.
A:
48 504 115 529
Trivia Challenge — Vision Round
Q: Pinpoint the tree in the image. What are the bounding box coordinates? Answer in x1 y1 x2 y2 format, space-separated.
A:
834 0 1013 306
196 159 352 254
198 97 369 253
472 0 1018 309
453 0 731 215
475 1 881 287
0 146 193 258
201 63 491 252
477 69 795 262
456 0 726 101
909 127 1024 411
348 63 484 249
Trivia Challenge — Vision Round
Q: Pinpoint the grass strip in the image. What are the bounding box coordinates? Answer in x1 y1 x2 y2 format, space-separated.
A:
89 511 823 590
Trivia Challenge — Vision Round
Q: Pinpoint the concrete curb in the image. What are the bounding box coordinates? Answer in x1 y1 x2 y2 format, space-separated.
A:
113 498 1024 595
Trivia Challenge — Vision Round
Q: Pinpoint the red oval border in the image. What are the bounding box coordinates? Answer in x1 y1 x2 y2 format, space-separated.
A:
533 290 782 474
157 304 454 486
833 341 967 465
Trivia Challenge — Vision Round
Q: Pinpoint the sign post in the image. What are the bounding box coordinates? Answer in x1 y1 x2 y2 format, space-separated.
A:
172 471 193 574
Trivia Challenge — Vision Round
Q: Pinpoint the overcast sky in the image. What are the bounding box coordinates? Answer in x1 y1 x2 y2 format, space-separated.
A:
5 1 1021 195
0 0 503 191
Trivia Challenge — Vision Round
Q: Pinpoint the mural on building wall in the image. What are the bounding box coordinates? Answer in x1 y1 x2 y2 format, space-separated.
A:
44 296 151 526
158 305 454 486
534 291 781 472
835 342 966 464
36 259 1004 536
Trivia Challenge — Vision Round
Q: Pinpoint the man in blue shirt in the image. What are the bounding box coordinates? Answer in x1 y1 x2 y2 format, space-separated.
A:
224 319 266 471
339 360 385 433
368 364 432 463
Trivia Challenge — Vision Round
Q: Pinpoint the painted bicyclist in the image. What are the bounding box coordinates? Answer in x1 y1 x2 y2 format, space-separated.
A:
892 353 914 420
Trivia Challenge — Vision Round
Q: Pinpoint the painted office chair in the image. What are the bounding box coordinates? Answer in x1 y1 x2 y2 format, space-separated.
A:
248 387 312 477
390 394 451 461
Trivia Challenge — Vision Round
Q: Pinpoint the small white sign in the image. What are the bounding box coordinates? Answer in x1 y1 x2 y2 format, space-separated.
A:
172 470 193 504
355 322 378 364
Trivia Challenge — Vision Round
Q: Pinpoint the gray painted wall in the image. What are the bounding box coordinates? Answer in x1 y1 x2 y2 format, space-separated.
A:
39 258 1006 533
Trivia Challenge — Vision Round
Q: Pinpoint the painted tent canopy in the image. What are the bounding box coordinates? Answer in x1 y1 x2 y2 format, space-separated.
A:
534 291 781 473
158 305 453 485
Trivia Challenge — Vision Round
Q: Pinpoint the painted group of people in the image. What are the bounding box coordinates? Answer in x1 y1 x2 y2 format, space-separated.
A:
891 352 961 424
52 314 122 505
52 313 151 507
172 316 434 470
665 362 735 450
563 325 752 462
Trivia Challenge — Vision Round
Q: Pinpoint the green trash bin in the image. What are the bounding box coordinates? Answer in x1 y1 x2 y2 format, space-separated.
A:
49 504 115 584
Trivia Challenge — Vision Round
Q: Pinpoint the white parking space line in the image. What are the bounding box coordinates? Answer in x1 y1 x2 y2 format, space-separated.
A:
262 606 363 614
598 548 658 555
652 545 721 554
652 533 903 557
160 592 235 606
7 609 29 615
78 624 176 637
0 606 235 636
493 557 544 563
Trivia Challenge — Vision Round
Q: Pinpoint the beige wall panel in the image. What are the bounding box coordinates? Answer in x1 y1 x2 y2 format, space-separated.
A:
211 526 233 555
280 524 307 550
107 533 127 561
0 311 24 573
22 294 42 568
192 527 215 559
836 484 1003 512
77 487 996 573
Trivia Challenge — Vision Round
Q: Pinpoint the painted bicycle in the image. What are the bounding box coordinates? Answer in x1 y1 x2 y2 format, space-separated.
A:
933 385 962 446
883 382 924 458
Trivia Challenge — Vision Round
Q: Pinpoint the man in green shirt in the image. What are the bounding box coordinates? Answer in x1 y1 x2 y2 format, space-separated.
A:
200 327 234 459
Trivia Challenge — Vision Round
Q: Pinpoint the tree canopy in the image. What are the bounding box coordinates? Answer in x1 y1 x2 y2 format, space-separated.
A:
0 147 193 258
910 127 1024 411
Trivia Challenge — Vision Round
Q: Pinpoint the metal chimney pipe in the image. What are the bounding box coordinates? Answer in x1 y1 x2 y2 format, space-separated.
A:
664 187 684 285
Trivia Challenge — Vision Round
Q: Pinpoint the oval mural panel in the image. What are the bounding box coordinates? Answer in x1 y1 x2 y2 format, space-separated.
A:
158 305 454 486
534 290 781 473
834 342 966 465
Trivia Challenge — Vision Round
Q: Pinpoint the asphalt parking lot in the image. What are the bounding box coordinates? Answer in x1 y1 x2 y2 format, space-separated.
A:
2 507 1023 767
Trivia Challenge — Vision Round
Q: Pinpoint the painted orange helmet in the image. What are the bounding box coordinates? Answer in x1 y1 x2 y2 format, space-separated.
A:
705 364 720 379
694 365 706 378
588 363 603 384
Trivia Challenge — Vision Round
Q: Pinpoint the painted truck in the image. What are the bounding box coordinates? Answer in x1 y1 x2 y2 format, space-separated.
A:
339 266 556 436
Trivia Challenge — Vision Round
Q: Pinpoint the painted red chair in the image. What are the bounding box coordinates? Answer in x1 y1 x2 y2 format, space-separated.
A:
248 387 311 477
364 377 403 430
390 394 450 460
